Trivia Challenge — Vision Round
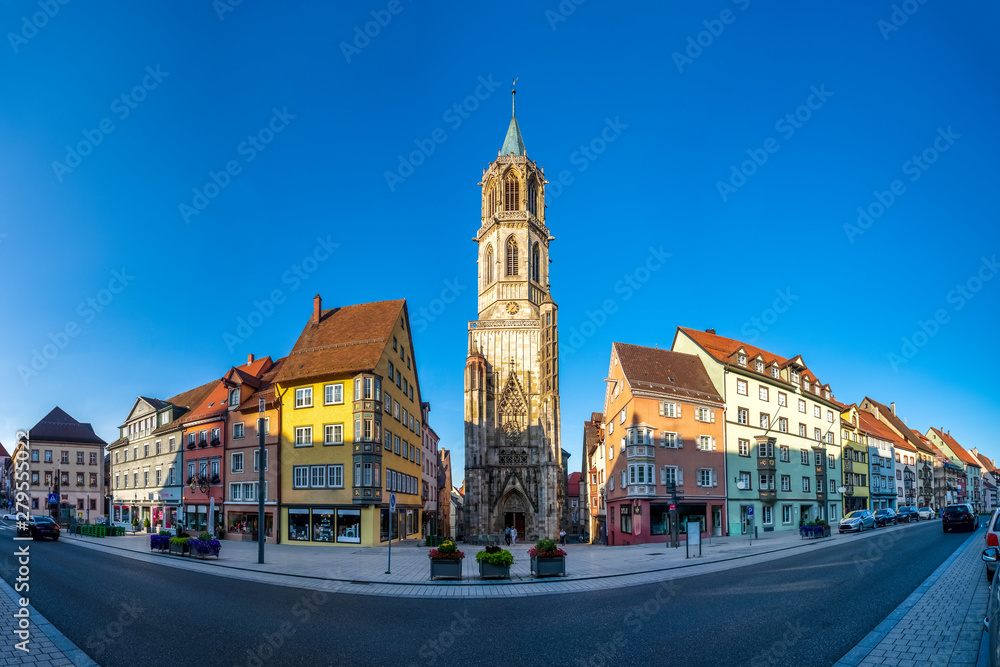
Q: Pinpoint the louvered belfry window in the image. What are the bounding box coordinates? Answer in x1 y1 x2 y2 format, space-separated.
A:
506 237 518 276
504 173 519 211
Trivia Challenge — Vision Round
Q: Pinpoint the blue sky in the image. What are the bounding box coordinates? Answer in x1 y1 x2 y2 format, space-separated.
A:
2 1 998 482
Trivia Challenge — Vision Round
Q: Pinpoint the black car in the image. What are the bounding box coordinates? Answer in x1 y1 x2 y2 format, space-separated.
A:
17 515 60 541
943 503 978 532
873 508 898 527
896 506 919 523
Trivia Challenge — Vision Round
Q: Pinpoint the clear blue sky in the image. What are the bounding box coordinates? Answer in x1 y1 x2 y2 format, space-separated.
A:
2 2 998 482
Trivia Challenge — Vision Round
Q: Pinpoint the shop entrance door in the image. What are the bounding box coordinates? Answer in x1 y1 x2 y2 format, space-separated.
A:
712 507 722 537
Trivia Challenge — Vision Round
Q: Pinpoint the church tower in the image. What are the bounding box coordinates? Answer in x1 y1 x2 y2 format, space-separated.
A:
464 83 563 540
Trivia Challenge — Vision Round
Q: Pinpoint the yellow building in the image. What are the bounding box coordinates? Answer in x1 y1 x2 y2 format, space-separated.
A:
275 296 424 546
840 404 870 512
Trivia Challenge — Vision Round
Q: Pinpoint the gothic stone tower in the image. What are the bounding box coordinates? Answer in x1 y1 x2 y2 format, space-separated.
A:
464 86 563 540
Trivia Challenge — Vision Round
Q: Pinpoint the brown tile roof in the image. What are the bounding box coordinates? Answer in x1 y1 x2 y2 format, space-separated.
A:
568 472 581 496
28 407 107 445
148 379 222 436
276 300 404 385
929 428 981 468
858 411 905 448
613 342 723 404
583 419 603 453
676 327 829 390
0 443 8 458
238 357 287 412
976 453 997 474
862 398 929 454
591 412 604 423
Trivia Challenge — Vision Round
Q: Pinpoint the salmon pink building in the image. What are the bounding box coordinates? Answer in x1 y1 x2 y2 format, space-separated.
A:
601 342 726 546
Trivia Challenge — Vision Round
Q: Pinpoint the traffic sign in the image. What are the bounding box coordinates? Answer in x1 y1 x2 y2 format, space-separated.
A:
47 493 58 505
747 506 754 517
389 493 396 513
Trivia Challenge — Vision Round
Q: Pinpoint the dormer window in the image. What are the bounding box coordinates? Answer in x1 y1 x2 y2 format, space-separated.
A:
229 388 240 407
824 389 830 399
803 379 810 392
771 367 778 379
755 361 763 372
738 355 747 367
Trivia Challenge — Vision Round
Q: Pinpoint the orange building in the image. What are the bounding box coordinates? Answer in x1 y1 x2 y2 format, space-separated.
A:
602 342 726 546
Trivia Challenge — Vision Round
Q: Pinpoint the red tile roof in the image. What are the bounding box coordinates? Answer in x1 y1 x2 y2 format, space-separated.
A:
183 358 275 426
862 398 929 454
976 453 997 474
238 357 287 412
929 428 981 468
676 327 828 389
613 342 723 404
568 472 581 496
276 299 405 385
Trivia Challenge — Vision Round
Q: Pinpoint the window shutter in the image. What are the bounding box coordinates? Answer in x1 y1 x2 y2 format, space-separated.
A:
712 469 718 487
659 402 664 417
712 437 718 451
710 410 716 423
621 471 626 488
677 469 684 485
677 433 683 448
660 467 666 485
677 404 682 418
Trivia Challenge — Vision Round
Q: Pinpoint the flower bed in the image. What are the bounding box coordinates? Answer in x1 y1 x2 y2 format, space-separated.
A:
149 534 170 551
528 538 567 577
429 539 465 580
475 546 513 579
189 538 222 559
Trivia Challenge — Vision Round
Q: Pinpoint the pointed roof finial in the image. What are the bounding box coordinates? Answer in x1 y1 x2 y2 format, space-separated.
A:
512 77 517 117
500 78 526 157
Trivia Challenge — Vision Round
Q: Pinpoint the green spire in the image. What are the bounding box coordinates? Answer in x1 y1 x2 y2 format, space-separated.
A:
499 79 526 157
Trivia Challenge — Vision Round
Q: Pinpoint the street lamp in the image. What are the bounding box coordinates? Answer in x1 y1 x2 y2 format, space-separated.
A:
257 397 266 565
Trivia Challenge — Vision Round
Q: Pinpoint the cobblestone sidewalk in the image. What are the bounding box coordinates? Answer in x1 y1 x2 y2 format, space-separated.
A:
0 575 95 667
834 530 987 666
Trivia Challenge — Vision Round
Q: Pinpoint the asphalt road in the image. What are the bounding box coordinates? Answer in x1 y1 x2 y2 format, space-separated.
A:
0 520 977 667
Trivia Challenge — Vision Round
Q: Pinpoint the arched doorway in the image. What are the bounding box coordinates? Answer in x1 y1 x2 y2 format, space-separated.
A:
502 493 528 540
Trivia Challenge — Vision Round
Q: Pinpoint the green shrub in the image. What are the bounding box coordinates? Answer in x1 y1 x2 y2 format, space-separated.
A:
198 531 212 541
158 530 172 536
476 546 514 567
169 536 191 546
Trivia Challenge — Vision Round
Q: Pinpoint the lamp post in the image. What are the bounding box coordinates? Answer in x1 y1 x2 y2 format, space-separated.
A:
257 397 266 565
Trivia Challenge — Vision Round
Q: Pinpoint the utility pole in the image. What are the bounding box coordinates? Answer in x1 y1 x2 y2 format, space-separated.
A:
257 398 266 564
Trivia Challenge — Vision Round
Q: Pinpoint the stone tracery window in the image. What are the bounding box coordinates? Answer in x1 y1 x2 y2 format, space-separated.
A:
484 244 494 285
531 242 540 282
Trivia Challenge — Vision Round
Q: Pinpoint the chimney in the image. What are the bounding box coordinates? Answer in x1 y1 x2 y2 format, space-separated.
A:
705 328 716 335
890 402 895 415
313 294 322 324
247 353 254 366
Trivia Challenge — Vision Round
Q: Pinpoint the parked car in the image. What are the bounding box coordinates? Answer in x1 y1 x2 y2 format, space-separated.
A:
839 510 876 533
943 503 979 533
918 507 935 520
983 546 1000 658
1 512 19 521
16 515 60 541
873 508 898 527
986 509 1000 582
896 506 919 523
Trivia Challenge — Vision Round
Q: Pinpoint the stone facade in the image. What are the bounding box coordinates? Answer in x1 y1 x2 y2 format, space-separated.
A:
463 97 564 541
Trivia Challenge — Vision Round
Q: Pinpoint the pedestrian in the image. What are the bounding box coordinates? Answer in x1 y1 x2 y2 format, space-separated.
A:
504 526 511 545
510 526 517 546
559 529 566 545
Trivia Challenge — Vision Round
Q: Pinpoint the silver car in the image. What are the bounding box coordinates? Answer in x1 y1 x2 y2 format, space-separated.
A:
918 507 935 520
840 510 876 533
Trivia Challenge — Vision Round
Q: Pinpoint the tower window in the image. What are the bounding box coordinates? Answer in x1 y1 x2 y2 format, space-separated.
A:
527 179 537 216
486 181 496 218
484 244 494 285
531 242 540 282
506 237 518 276
504 172 519 211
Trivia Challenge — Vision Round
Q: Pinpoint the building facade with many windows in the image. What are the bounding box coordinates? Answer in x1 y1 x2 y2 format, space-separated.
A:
673 327 844 534
276 296 424 547
602 342 726 545
840 404 870 512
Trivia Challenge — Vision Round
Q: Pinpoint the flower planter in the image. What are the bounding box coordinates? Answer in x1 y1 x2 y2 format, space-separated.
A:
478 561 511 580
530 555 566 577
168 542 189 555
429 559 463 580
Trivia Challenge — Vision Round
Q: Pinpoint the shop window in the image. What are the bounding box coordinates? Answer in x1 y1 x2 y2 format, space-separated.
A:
288 509 310 541
337 509 361 543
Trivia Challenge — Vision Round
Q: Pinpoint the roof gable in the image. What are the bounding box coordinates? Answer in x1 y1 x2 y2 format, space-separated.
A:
613 342 722 403
28 407 107 445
